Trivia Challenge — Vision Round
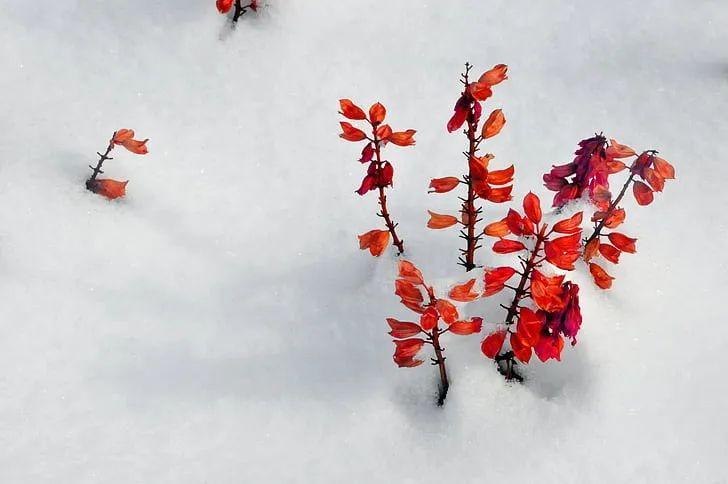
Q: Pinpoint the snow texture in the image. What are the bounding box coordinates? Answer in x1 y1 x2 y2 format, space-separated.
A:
1 0 727 482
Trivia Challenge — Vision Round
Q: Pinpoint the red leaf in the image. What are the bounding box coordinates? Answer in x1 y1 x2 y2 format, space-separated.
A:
608 232 637 253
492 239 526 254
420 307 439 332
534 334 564 362
486 165 514 185
369 102 386 124
393 338 425 359
429 177 460 193
589 263 614 289
583 238 600 262
427 211 458 229
339 99 367 120
486 185 513 203
393 355 423 368
517 308 544 347
523 192 542 224
482 109 506 139
398 260 424 285
339 122 367 142
447 105 469 133
375 124 392 140
653 156 675 179
387 319 422 339
469 82 493 101
510 333 532 364
449 317 483 336
87 179 128 200
604 208 626 229
606 139 636 158
357 229 390 256
599 243 621 264
388 130 416 146
448 279 479 302
216 0 234 13
644 167 665 192
435 299 459 325
120 138 149 155
633 181 654 206
553 212 583 234
395 280 424 305
481 330 507 359
478 64 508 86
483 266 516 296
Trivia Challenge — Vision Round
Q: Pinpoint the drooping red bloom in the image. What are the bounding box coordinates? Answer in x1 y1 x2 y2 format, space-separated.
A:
543 134 610 208
339 99 414 256
87 179 128 200
387 260 482 405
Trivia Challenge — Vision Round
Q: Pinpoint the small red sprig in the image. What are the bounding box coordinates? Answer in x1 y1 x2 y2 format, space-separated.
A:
86 129 149 200
581 142 676 288
428 62 513 272
454 192 584 381
339 99 416 256
388 260 482 405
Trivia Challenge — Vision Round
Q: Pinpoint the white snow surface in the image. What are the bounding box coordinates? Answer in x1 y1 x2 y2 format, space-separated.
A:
1 0 727 482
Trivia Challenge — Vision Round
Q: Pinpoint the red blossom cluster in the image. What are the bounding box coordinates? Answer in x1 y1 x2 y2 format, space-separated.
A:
579 142 676 288
86 129 149 200
428 63 513 271
338 99 416 256
216 0 259 22
388 260 482 405
447 193 585 380
336 62 677 403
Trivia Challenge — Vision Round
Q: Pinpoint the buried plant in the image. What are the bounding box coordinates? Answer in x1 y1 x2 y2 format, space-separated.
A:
456 192 585 381
216 0 259 23
86 129 149 200
427 62 513 271
543 136 675 289
338 99 416 256
388 260 482 405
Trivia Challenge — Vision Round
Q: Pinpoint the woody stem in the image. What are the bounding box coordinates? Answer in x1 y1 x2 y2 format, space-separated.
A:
372 132 404 255
232 0 249 22
424 287 449 406
460 65 479 272
87 134 116 187
584 170 637 248
496 225 547 381
462 116 478 271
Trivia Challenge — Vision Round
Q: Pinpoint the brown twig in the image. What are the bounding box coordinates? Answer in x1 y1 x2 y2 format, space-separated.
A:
458 63 483 272
86 132 116 190
495 224 548 381
371 128 405 254
423 286 449 406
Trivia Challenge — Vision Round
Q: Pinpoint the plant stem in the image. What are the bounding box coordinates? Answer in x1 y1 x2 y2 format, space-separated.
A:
496 224 547 381
86 133 115 189
424 286 449 406
372 131 404 254
458 64 481 272
232 0 246 22
584 170 637 248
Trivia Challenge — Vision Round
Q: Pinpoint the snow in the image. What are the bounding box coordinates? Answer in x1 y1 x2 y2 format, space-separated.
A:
1 0 727 482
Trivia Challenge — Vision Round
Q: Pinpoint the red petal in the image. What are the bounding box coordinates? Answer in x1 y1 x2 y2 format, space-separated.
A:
481 330 507 359
633 181 654 206
523 192 542 224
339 99 367 120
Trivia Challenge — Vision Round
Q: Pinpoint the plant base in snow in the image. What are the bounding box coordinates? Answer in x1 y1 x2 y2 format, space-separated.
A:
216 0 259 23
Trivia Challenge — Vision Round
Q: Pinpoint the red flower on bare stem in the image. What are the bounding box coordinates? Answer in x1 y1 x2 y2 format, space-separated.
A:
339 99 416 257
428 62 513 272
216 0 259 23
86 129 149 200
454 192 584 381
579 141 676 289
388 260 482 405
